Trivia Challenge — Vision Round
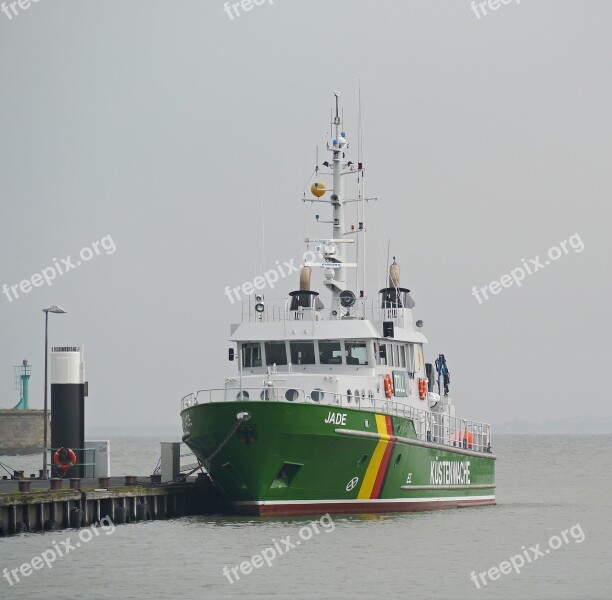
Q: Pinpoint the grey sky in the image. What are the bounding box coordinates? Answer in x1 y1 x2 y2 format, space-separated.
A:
1 0 610 432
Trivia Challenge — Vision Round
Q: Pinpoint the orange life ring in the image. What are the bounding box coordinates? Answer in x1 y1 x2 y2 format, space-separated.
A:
418 378 428 401
53 447 77 474
384 374 393 399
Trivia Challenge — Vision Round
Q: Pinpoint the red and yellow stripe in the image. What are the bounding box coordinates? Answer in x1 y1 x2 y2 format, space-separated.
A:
357 414 396 499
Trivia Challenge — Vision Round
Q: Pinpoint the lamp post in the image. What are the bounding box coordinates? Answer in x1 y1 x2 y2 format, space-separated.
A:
42 306 67 479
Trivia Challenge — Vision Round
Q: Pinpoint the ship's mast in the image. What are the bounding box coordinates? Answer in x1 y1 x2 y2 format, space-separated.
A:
303 92 364 317
327 92 348 313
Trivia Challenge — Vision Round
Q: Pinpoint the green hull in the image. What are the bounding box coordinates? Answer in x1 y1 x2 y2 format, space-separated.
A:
181 401 496 516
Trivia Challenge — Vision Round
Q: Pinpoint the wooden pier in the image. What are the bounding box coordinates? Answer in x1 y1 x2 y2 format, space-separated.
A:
0 474 219 536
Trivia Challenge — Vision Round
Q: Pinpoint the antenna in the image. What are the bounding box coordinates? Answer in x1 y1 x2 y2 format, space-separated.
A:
333 91 341 135
260 178 264 276
303 153 307 200
358 80 363 166
357 80 366 312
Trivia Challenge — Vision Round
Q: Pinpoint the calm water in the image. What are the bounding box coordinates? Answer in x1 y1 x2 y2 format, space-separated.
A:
1 434 610 600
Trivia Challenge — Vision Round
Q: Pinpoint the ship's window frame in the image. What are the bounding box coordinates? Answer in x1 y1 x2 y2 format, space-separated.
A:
318 340 343 365
393 344 400 367
311 389 325 402
399 345 406 368
241 342 262 368
264 341 288 366
345 339 369 366
378 342 388 366
406 343 415 374
289 341 316 365
285 389 299 402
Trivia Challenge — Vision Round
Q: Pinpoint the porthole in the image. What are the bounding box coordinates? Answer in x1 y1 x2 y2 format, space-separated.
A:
311 389 324 403
347 389 352 404
393 454 402 468
236 391 250 400
357 454 368 466
285 389 299 402
364 419 370 428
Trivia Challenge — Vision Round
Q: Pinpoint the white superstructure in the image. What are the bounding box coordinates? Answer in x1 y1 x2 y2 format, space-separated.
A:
183 94 491 453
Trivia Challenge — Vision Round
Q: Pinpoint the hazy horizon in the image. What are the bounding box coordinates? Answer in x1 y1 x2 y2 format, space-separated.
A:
1 1 610 432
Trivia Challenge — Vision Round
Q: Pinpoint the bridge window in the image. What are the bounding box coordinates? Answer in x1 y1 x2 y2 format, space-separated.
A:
399 345 406 368
265 341 287 366
378 343 388 366
319 340 342 364
406 344 415 373
346 340 368 365
290 341 316 365
242 342 262 368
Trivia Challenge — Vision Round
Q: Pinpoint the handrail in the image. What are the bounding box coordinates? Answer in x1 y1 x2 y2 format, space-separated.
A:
180 388 492 453
240 296 411 325
182 387 309 408
48 447 97 467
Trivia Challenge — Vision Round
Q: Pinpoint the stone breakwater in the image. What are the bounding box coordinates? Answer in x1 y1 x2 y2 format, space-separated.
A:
0 410 47 455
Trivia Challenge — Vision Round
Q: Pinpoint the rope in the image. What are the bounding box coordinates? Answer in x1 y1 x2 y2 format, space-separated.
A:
0 460 17 477
202 415 249 467
135 415 249 488
134 466 202 488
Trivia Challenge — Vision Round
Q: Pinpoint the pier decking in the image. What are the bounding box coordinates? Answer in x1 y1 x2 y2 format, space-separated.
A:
0 474 216 537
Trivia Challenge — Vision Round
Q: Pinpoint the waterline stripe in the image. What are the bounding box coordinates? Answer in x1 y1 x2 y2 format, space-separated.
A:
400 484 496 491
233 496 497 506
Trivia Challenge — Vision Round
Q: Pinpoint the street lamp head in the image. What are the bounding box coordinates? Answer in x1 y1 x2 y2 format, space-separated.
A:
43 306 67 314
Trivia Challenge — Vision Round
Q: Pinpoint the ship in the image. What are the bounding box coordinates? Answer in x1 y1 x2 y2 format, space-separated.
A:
180 94 496 516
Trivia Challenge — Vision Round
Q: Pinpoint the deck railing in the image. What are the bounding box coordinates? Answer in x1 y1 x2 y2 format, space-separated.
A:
181 388 492 453
48 447 97 478
382 401 492 453
240 297 410 326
